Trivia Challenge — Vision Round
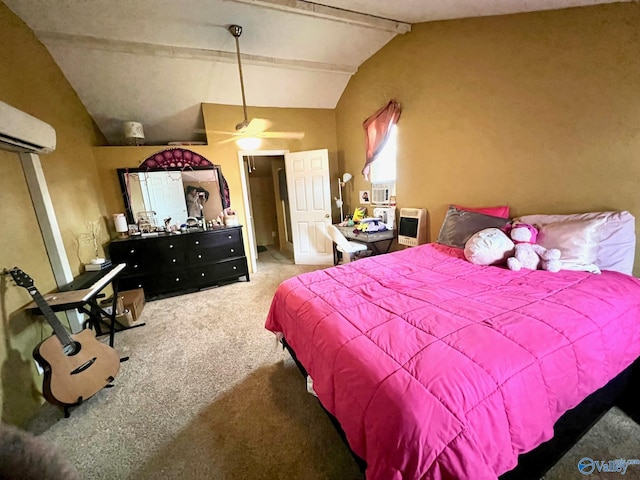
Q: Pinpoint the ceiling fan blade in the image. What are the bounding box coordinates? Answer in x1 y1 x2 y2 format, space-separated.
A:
195 128 238 135
215 136 241 145
246 118 272 133
206 130 240 136
259 131 305 140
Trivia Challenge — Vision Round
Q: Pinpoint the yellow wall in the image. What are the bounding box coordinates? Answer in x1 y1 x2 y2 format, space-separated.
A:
94 103 338 271
0 4 107 425
336 4 640 275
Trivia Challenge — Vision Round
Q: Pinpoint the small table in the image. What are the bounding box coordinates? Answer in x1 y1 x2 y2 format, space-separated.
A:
333 225 396 264
26 263 127 348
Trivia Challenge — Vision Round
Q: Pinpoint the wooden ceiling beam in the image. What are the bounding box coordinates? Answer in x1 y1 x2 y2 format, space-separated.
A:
36 31 357 75
229 0 412 34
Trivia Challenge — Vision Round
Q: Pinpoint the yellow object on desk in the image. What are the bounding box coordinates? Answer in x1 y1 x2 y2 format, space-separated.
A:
352 206 366 223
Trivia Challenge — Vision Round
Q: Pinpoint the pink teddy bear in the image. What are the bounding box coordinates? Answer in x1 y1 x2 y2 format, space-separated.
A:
505 223 562 273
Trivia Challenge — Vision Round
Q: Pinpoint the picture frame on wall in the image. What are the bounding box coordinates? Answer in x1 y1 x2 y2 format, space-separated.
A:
360 190 371 204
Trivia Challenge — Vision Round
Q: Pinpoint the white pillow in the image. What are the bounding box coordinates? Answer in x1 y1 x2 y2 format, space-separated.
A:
536 218 606 273
464 228 514 266
515 211 636 275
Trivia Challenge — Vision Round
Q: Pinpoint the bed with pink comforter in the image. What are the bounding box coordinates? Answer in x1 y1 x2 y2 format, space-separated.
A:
265 243 640 480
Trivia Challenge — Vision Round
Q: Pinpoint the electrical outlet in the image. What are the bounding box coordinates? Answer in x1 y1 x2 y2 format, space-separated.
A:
34 359 44 375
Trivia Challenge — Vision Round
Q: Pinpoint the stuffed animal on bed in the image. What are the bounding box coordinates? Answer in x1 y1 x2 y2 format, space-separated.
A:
463 228 515 266
505 223 561 273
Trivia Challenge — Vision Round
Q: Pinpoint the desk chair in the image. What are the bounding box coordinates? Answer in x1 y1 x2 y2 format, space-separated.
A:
328 225 368 265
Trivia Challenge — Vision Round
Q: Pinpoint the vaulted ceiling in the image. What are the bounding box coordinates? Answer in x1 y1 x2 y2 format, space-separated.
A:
4 0 627 145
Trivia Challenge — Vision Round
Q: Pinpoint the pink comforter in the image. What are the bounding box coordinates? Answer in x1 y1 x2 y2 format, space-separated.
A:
265 243 640 479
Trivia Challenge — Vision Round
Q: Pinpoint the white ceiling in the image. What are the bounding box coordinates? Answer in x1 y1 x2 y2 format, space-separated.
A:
4 0 626 145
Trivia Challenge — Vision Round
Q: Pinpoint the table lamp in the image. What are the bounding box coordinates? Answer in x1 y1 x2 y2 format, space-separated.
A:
113 213 128 238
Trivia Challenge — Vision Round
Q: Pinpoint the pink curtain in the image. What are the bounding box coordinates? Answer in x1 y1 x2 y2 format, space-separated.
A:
362 100 401 179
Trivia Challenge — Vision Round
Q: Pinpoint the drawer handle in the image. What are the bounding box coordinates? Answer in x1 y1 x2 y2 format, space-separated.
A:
198 254 202 259
134 264 139 269
137 284 142 288
195 241 200 245
201 272 205 277
169 244 174 248
230 248 235 253
172 258 177 263
130 249 135 254
233 266 237 270
175 277 180 282
228 235 232 239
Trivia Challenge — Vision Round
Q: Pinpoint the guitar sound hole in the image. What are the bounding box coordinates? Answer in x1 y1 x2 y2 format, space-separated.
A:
63 342 81 356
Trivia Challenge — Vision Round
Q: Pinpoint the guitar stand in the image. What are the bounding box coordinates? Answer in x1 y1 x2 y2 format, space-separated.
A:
63 374 118 418
63 398 84 418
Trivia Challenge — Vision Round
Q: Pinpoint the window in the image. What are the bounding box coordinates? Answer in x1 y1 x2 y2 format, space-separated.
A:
370 124 397 184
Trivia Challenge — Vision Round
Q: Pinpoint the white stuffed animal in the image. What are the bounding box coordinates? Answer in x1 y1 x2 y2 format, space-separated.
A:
464 228 514 266
506 223 561 273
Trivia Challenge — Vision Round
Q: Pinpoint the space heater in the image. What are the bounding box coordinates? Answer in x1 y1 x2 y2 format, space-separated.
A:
398 208 428 246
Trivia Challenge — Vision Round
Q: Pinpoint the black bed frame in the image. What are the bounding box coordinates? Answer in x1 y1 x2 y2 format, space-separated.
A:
282 339 640 480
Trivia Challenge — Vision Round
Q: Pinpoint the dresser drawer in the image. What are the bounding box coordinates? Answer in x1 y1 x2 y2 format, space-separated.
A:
190 257 248 286
145 271 191 294
109 242 148 275
119 273 191 298
119 275 149 293
143 237 187 272
109 241 143 261
186 228 242 250
213 257 249 279
188 241 244 263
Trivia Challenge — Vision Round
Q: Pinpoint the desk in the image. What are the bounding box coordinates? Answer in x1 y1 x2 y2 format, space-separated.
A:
26 263 127 348
333 225 396 264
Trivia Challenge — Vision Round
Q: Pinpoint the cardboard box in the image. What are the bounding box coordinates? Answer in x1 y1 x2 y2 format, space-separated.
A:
115 309 136 328
119 288 145 322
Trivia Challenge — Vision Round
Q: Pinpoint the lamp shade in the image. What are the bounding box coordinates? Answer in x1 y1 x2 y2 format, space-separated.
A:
342 173 353 183
123 121 145 145
113 213 128 233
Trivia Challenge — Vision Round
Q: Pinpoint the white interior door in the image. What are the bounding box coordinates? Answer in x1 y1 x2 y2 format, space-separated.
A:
285 149 332 265
140 171 188 225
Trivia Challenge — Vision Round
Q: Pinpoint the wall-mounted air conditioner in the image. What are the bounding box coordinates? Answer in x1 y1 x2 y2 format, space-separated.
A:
0 100 56 154
371 182 394 205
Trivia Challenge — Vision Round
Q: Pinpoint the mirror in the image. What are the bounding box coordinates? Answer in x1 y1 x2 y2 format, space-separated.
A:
118 166 225 230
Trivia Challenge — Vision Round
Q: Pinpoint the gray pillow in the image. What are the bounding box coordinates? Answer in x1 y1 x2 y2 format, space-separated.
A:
437 206 511 249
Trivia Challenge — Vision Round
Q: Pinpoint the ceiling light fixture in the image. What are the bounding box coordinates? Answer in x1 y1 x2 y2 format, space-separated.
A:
236 136 261 150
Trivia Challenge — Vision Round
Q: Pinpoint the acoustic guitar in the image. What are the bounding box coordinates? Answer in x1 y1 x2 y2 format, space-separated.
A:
9 267 120 407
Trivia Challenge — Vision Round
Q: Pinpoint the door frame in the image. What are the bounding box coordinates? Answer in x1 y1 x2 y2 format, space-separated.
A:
237 149 289 273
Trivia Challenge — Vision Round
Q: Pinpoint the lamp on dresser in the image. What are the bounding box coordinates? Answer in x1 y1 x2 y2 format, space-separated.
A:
113 213 128 238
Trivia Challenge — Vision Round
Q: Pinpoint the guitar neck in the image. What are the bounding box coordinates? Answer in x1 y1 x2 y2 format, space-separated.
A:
27 286 74 347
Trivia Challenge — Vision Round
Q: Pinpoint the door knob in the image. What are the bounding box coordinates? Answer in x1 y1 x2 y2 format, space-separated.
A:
325 214 330 218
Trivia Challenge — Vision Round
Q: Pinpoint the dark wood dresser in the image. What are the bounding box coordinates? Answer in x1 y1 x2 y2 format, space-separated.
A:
108 226 249 299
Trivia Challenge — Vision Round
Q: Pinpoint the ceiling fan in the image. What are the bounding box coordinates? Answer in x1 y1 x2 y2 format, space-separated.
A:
209 25 305 148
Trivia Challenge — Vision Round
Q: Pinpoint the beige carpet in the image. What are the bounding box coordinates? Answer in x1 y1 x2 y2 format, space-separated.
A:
24 248 640 480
